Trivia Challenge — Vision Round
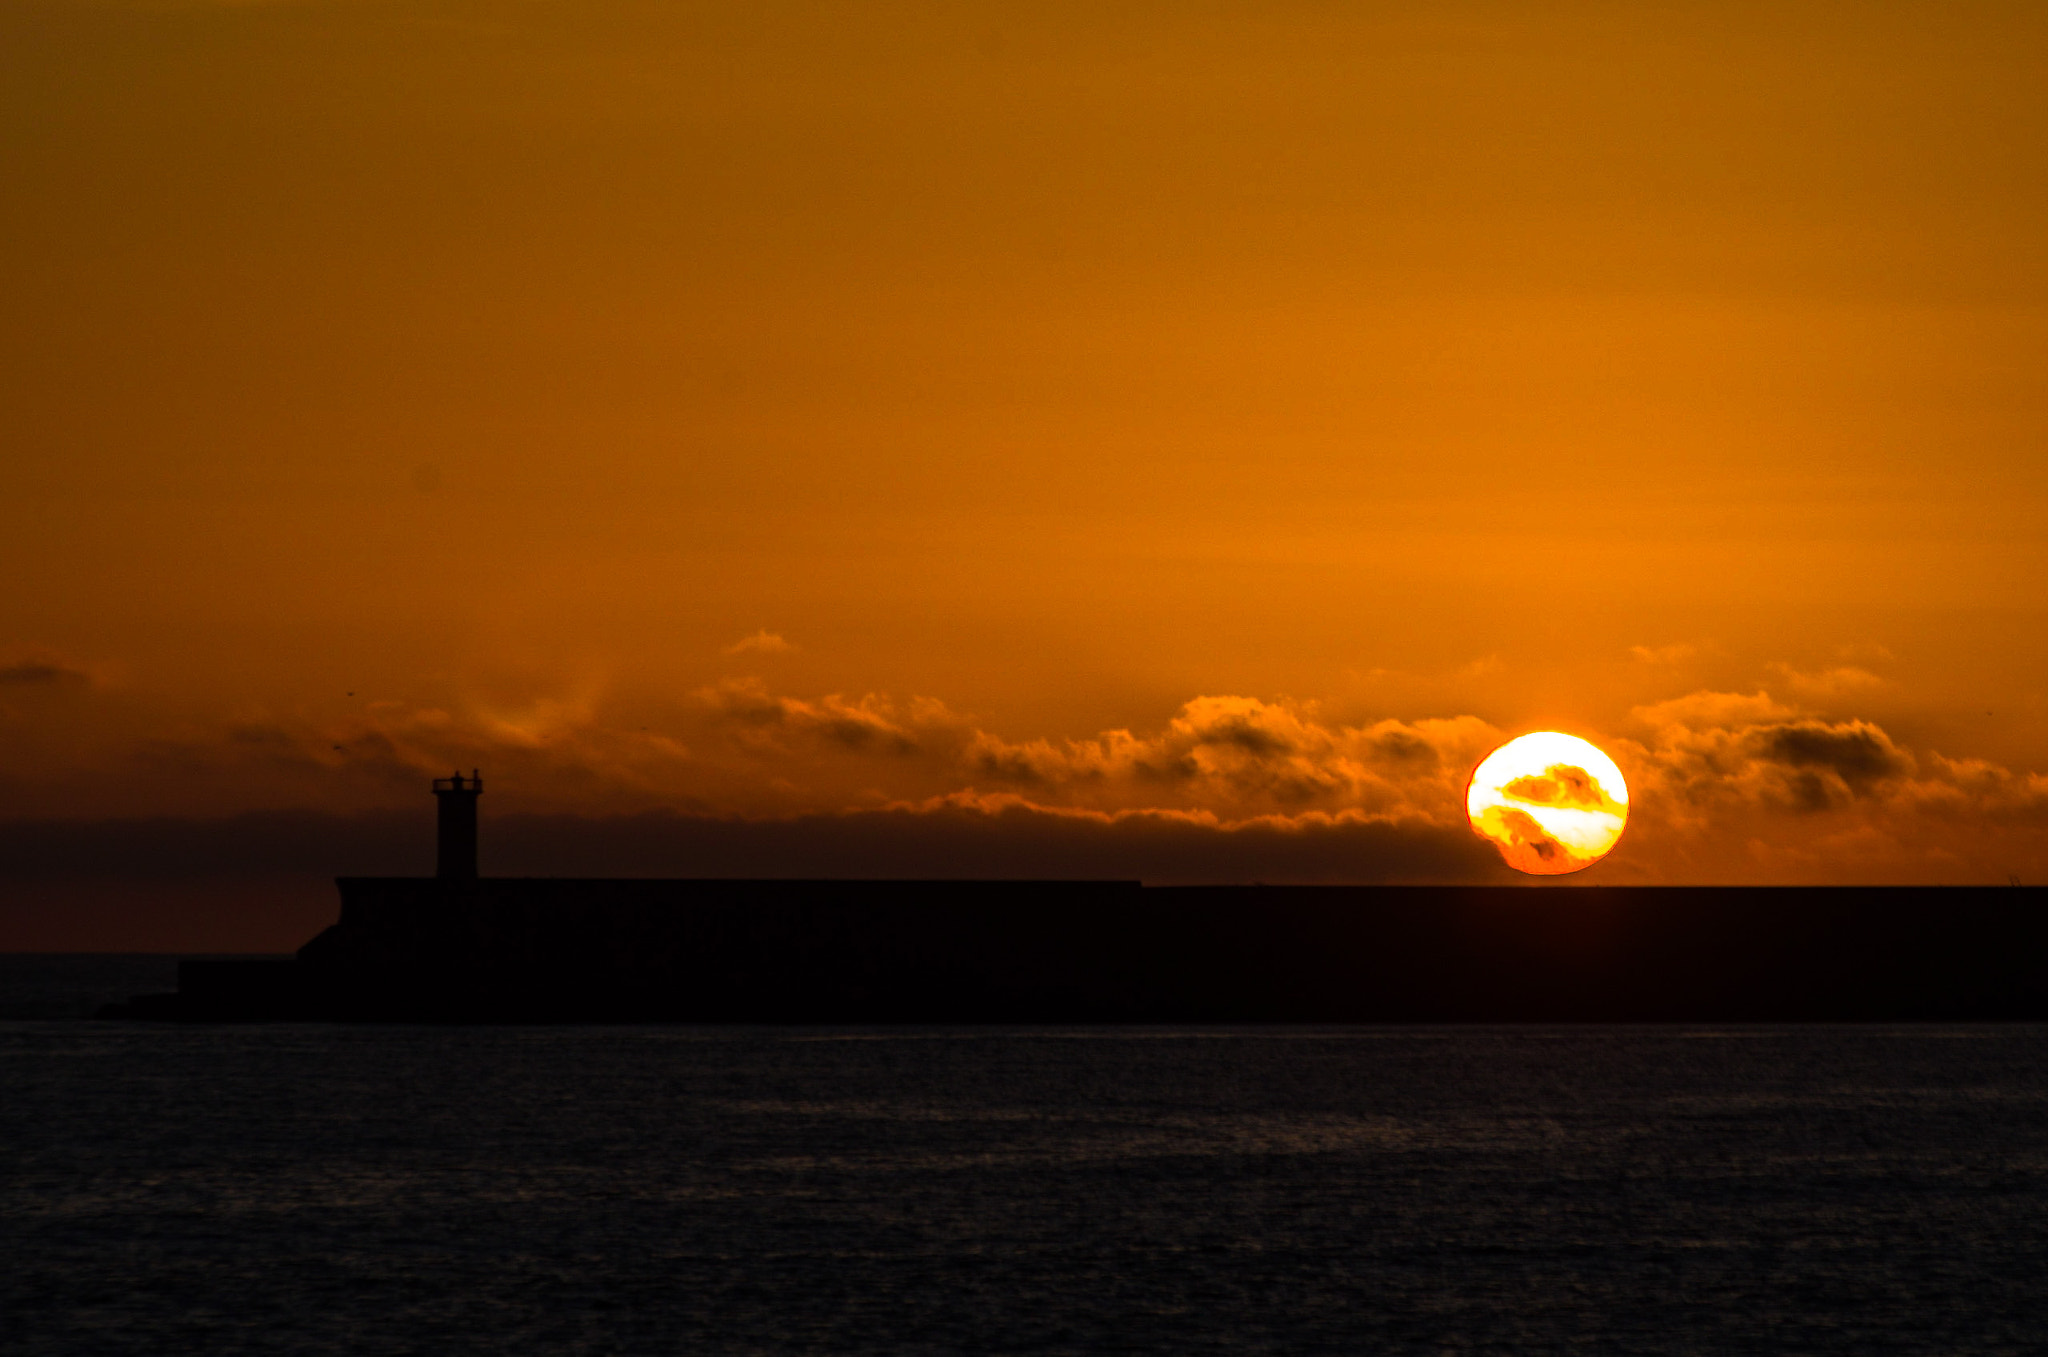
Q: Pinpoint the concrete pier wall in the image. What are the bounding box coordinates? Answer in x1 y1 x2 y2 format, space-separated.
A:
126 880 2048 1022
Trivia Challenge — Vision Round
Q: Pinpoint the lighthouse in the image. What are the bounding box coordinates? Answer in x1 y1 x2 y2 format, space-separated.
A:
432 770 483 879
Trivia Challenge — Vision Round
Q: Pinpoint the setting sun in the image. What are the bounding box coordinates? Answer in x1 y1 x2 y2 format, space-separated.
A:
1466 732 1630 876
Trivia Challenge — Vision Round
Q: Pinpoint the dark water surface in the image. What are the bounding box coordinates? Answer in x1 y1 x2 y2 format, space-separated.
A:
0 955 179 1019
3 1005 2046 1352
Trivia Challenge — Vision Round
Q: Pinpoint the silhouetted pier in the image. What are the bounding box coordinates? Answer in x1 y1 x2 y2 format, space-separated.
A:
105 776 2048 1022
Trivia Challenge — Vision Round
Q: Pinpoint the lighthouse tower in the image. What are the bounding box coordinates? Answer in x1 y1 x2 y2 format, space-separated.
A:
432 770 483 879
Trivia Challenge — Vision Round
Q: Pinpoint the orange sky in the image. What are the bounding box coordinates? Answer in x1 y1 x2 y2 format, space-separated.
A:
6 1 2048 934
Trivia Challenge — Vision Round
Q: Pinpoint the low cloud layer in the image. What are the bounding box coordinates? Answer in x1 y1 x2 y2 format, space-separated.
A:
4 660 2048 896
1619 690 2048 880
958 698 1498 820
0 802 1501 950
0 801 1494 886
1627 691 1917 814
721 630 794 657
0 649 93 689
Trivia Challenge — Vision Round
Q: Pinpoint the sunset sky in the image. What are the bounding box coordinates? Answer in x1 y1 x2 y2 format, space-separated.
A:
6 0 2048 945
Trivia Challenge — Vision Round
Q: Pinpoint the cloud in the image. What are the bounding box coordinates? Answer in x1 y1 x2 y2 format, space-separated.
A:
0 797 1497 890
722 630 794 656
1767 663 1885 701
41 690 701 820
1628 691 1914 813
699 677 933 756
1613 684 2048 880
9 667 2048 887
1630 643 1697 665
0 660 1538 949
507 799 1500 885
0 809 426 880
673 686 1504 838
683 685 1501 824
1630 689 1791 731
0 655 92 688
0 799 1506 949
1759 720 1911 786
1899 754 2048 823
958 697 1500 819
1501 766 1625 816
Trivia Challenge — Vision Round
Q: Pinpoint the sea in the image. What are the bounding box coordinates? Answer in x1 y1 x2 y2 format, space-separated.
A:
3 956 2046 1355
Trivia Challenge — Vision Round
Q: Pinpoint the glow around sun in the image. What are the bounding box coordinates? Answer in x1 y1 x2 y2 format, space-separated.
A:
1466 732 1630 875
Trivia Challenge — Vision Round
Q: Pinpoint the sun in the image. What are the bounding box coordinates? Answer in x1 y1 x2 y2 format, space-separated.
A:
1466 732 1630 875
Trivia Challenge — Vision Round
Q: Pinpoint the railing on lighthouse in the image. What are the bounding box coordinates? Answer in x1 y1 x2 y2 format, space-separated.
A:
431 770 483 879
